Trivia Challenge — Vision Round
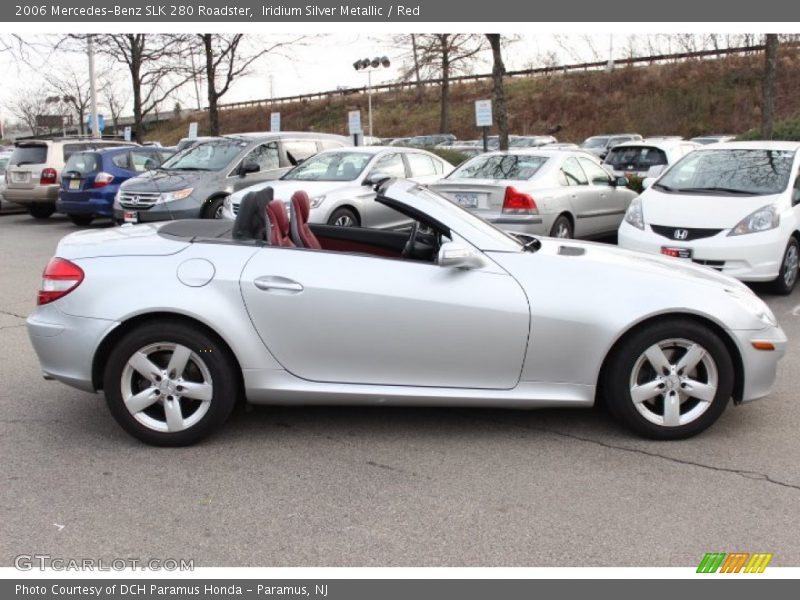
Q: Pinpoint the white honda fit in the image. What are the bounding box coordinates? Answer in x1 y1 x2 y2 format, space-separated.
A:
619 141 800 294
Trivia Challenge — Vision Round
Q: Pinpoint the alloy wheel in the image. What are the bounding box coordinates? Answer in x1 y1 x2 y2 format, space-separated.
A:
783 243 799 288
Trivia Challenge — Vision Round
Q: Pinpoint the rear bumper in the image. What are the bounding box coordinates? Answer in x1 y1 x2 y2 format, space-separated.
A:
487 213 553 236
3 185 59 205
57 195 114 217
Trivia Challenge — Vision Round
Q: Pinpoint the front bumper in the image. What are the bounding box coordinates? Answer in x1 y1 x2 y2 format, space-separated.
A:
27 304 118 393
732 325 788 402
618 220 787 282
113 196 204 222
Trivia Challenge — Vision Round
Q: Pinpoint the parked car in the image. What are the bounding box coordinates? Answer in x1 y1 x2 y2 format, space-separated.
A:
114 132 350 223
389 137 412 146
690 135 736 145
0 150 13 210
408 134 456 147
429 149 637 239
509 135 558 148
222 146 453 228
603 139 700 179
57 146 175 226
27 179 785 445
581 134 643 159
3 138 138 219
175 136 219 153
619 141 800 294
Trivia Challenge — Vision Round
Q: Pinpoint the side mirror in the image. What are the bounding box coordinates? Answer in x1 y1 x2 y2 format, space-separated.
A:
641 177 655 190
614 176 628 187
143 159 157 171
792 187 800 205
240 162 260 177
363 172 391 187
437 241 484 269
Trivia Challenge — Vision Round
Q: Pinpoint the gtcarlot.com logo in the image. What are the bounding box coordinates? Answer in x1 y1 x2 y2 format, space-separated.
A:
697 552 773 573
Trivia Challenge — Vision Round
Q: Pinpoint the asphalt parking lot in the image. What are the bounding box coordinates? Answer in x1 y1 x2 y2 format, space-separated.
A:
1 211 799 568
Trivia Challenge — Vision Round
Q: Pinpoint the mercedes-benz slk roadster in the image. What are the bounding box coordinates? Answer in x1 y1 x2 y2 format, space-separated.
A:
28 180 786 445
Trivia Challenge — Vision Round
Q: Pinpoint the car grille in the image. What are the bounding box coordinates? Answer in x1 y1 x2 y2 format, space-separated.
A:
118 191 161 210
650 224 723 242
232 203 239 215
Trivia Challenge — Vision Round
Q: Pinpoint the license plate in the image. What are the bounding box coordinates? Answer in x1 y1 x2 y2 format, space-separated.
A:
661 246 692 259
453 193 478 208
123 211 139 224
69 179 81 190
11 171 28 183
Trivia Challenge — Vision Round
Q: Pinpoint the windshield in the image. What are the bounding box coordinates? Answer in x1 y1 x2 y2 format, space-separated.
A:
655 149 795 195
605 146 667 170
448 154 549 181
582 137 609 149
402 184 524 251
161 140 245 171
282 151 372 181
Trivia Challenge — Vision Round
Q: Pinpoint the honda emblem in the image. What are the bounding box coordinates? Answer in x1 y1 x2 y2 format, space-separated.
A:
674 229 689 240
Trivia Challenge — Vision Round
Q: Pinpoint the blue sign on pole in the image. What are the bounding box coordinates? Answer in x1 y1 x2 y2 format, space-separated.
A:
86 113 105 133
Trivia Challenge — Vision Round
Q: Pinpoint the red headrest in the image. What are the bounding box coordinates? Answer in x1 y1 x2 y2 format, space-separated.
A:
291 191 311 222
267 200 294 247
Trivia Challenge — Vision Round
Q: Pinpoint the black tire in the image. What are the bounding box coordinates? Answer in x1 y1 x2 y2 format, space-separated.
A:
602 319 734 440
28 204 55 219
549 214 573 239
103 321 238 446
68 214 94 226
203 196 226 220
770 237 799 295
327 207 359 227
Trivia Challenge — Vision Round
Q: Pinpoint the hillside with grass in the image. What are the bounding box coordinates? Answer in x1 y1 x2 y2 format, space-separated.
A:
149 49 800 145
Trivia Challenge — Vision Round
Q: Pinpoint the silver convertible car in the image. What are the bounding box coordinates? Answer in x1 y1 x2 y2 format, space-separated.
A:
28 180 786 445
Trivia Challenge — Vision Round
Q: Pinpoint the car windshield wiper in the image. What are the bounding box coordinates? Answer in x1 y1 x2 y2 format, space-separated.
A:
652 182 674 192
673 186 759 195
171 166 211 171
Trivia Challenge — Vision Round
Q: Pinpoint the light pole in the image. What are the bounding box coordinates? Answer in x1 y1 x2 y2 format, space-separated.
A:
353 56 390 138
87 34 100 139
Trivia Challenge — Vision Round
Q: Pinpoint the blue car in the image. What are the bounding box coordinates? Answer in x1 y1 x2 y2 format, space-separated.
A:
57 146 174 225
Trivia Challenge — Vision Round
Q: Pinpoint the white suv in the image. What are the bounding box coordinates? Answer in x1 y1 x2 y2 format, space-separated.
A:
619 141 800 294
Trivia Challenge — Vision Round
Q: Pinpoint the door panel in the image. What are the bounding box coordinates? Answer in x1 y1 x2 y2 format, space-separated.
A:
578 158 627 234
240 248 530 389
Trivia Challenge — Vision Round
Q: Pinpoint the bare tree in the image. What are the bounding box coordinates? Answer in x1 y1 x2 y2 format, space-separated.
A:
92 34 194 141
49 69 91 135
100 77 130 134
195 34 304 136
761 34 779 139
486 34 508 150
413 34 485 133
10 87 52 135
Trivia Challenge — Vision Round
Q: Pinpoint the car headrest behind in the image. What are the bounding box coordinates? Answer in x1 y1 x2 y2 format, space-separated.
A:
267 199 295 247
232 187 273 242
290 191 322 250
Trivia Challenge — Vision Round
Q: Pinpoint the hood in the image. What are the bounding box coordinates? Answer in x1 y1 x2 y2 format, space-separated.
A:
231 179 364 204
120 169 213 193
640 188 782 228
54 223 189 260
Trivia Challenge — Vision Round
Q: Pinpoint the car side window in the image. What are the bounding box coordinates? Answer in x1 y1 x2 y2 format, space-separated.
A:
579 158 613 186
406 153 438 177
111 153 131 170
793 172 800 205
131 151 159 172
242 142 279 172
370 153 407 178
559 157 588 186
283 140 319 166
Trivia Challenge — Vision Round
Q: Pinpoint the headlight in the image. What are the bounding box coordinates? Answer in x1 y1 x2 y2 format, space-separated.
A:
310 195 326 208
726 288 777 327
114 190 121 204
624 197 644 230
157 188 194 204
728 205 779 236
223 196 232 210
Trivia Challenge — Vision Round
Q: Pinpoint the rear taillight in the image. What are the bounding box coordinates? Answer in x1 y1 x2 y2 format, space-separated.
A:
502 186 538 214
37 258 84 305
40 168 57 185
93 172 114 188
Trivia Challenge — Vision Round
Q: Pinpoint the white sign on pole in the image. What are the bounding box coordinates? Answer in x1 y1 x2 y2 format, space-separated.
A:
348 111 362 136
475 99 493 127
123 126 132 142
270 112 281 132
188 122 199 139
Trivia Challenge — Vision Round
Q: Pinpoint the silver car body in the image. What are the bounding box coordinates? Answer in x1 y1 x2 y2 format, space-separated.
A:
429 149 638 239
29 180 785 416
222 146 453 228
603 139 701 179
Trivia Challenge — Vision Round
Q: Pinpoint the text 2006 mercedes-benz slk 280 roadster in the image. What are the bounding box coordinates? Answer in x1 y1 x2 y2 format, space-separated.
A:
27 180 786 445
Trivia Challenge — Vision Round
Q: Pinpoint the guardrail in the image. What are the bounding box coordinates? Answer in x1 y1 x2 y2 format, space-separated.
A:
215 43 772 112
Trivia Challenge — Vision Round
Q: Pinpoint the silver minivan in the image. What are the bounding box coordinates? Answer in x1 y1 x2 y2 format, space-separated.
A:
114 132 350 223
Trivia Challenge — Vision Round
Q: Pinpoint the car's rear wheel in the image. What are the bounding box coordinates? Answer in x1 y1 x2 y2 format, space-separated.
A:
603 319 734 440
203 196 226 220
68 214 94 226
550 215 573 239
327 207 359 227
771 237 799 295
103 322 237 446
28 204 55 219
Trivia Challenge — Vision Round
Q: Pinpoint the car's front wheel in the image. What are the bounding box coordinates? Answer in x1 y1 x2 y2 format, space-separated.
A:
327 207 359 227
203 196 227 220
771 237 799 295
103 321 238 446
603 319 734 440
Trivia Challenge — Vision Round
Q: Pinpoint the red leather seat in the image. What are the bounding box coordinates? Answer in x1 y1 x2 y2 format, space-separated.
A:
289 191 322 250
267 200 295 247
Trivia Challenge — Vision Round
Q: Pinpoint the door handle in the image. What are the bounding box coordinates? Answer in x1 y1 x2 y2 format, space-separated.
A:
254 276 304 293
